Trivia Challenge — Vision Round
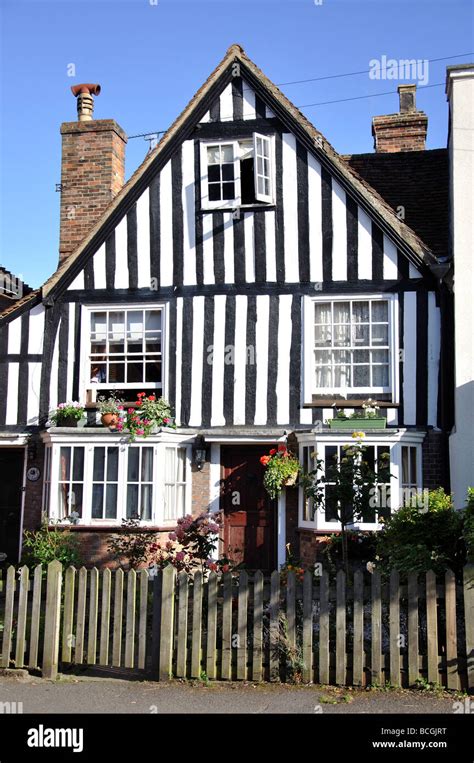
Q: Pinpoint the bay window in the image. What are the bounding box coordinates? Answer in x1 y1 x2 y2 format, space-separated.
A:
43 438 191 526
298 433 423 531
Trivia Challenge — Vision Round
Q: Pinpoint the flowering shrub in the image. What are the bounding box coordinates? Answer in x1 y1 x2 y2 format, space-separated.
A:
49 401 84 425
319 530 378 573
331 399 382 421
151 511 232 574
280 545 305 584
116 393 175 440
260 444 300 499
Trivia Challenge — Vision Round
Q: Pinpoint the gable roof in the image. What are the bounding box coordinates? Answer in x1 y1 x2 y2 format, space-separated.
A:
1 44 440 326
344 149 449 260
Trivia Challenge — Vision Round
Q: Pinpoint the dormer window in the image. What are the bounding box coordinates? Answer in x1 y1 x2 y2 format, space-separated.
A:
200 133 274 209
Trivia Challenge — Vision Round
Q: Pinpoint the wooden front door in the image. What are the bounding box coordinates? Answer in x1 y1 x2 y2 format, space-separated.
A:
221 446 276 571
0 449 24 564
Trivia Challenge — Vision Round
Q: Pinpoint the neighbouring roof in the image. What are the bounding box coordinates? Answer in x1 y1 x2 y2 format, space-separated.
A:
1 44 442 325
343 149 449 260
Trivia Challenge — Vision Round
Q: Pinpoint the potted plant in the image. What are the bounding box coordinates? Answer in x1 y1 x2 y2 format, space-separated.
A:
260 444 300 499
118 392 176 441
327 399 386 430
49 401 85 428
97 393 124 429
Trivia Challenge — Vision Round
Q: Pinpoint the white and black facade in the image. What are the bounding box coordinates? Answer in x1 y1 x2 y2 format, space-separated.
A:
0 45 454 568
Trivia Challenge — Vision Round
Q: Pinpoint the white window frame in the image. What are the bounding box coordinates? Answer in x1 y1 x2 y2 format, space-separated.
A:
162 446 188 522
297 430 424 532
80 303 168 402
302 294 399 403
200 135 275 210
253 133 274 204
43 433 193 527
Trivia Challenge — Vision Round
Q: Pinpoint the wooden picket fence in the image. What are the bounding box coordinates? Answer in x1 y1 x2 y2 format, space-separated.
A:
1 563 473 690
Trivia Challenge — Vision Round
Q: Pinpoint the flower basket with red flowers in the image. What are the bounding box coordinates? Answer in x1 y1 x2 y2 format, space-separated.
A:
118 393 176 441
260 444 300 499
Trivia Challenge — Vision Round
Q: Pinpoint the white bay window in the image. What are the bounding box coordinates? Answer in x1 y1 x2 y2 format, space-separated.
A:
298 431 424 532
43 434 192 526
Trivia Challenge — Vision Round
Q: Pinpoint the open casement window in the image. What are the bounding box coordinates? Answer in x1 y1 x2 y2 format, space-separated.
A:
253 133 273 203
303 295 397 400
200 135 275 209
57 446 85 520
85 306 164 402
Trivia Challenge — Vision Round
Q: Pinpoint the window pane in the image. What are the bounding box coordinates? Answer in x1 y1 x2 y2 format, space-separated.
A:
208 183 221 201
59 447 71 481
127 362 143 383
92 484 104 519
165 448 175 482
315 325 331 346
70 484 83 517
410 447 417 485
141 485 153 521
127 311 143 340
315 303 331 324
142 448 154 482
107 448 119 481
364 446 375 471
371 301 388 322
90 363 106 383
208 164 220 182
93 448 105 481
105 485 118 519
334 302 350 323
326 446 338 464
222 164 234 181
128 449 139 482
333 350 351 364
372 365 389 387
354 325 369 344
353 365 370 386
334 365 351 387
176 449 186 482
176 485 185 517
207 146 220 164
354 350 370 363
126 485 139 518
108 311 125 339
91 312 107 340
372 349 389 364
145 362 161 382
353 301 369 323
221 145 234 162
315 365 331 387
73 448 84 481
402 446 409 484
146 310 161 333
58 484 69 519
325 485 339 522
334 325 350 346
315 349 331 366
145 339 161 354
109 363 125 383
372 325 389 345
222 182 235 200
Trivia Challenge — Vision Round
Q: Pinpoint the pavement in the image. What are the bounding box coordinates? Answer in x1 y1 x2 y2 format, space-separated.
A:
0 671 464 714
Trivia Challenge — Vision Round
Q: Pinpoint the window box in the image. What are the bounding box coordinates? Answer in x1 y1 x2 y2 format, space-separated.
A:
328 418 387 430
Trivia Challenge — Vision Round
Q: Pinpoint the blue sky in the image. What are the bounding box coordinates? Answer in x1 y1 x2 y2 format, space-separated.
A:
0 0 472 287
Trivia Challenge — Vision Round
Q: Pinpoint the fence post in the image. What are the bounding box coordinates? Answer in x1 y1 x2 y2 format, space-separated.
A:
389 570 401 686
335 570 346 685
269 570 280 682
15 566 29 668
42 560 63 679
463 564 474 692
426 571 439 685
0 566 15 668
445 569 458 690
159 565 176 681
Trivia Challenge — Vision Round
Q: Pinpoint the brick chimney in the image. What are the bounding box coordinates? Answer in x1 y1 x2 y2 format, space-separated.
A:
59 84 127 264
372 84 428 153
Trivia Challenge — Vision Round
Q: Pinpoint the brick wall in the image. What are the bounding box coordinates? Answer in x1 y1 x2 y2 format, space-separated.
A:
422 429 450 491
22 435 45 532
59 119 127 263
190 458 212 516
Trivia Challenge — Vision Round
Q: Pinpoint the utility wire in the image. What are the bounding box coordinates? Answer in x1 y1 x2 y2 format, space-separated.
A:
127 52 472 139
277 52 473 86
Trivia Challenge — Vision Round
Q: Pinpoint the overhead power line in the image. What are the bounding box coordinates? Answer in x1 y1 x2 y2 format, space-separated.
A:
127 52 473 139
277 52 473 86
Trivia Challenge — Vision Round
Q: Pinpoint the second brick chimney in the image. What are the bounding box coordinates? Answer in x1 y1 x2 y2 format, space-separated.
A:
59 84 127 264
372 84 428 153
